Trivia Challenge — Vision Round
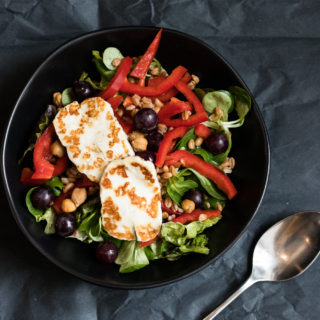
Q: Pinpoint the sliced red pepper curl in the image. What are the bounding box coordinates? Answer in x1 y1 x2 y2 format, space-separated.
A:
194 123 211 139
160 112 208 128
158 98 192 123
107 95 123 110
130 29 163 79
165 150 237 199
172 209 221 224
138 78 145 86
20 167 47 186
32 124 68 180
148 76 166 88
175 80 207 114
139 236 159 248
155 126 189 168
120 66 187 96
115 113 133 135
100 56 132 100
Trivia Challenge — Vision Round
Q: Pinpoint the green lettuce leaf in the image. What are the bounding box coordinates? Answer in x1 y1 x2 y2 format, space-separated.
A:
191 148 219 166
38 207 56 234
166 168 198 204
115 241 149 273
25 187 44 220
179 234 209 254
189 169 226 200
45 177 64 196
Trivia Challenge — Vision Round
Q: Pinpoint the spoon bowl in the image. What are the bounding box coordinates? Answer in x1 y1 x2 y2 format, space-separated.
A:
252 211 320 282
204 211 320 319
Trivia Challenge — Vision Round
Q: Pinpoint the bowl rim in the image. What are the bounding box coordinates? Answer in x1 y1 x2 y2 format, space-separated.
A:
1 26 270 289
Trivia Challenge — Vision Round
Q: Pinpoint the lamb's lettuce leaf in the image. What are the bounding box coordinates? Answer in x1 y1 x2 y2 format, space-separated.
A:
115 241 149 273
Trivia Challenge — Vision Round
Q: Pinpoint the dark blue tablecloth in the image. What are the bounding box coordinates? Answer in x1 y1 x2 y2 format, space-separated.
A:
1 1 320 319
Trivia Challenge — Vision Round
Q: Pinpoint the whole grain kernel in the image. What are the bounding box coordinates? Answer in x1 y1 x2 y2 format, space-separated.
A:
53 92 62 107
132 94 141 106
162 172 172 179
188 139 195 150
195 137 204 147
154 98 164 109
198 213 208 222
63 182 74 193
150 67 160 76
182 110 191 120
117 107 124 117
162 165 169 172
217 202 223 211
204 201 211 209
191 74 200 84
172 202 179 212
128 131 144 141
61 177 70 185
131 109 138 117
162 211 169 219
112 58 122 67
157 123 168 135
164 197 172 208
169 165 177 176
215 107 223 116
187 80 196 90
125 104 136 111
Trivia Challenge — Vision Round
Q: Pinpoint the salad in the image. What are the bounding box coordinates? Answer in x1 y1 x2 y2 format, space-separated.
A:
19 29 251 273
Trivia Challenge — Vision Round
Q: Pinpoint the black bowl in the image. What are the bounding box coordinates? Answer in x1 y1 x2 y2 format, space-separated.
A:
1 27 269 289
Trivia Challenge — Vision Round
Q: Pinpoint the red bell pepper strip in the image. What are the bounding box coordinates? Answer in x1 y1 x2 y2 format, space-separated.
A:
158 98 192 123
139 236 159 248
155 126 189 168
175 80 207 114
194 123 211 139
156 72 192 102
130 29 163 79
107 95 123 110
120 66 187 96
100 56 132 100
115 113 133 134
165 150 237 199
32 124 68 180
172 209 221 224
20 167 47 186
160 111 208 128
138 78 146 86
148 76 166 88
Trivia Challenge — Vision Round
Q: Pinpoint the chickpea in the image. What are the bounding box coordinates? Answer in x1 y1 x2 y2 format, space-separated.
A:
131 136 148 152
51 140 65 158
61 199 77 213
181 199 195 213
71 187 87 207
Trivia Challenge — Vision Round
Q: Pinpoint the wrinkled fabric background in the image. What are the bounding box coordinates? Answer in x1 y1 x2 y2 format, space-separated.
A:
1 0 320 319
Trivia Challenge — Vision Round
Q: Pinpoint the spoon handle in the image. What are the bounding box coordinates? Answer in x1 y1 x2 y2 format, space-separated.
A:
203 275 257 320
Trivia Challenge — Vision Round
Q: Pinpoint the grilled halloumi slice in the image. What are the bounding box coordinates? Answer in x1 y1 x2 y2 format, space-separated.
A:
53 97 134 182
100 156 162 241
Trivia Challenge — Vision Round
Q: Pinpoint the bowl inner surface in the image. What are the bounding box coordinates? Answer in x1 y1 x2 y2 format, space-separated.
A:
2 27 269 289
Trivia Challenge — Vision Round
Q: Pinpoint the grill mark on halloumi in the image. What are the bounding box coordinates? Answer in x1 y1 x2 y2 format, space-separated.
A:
53 97 134 182
100 156 162 241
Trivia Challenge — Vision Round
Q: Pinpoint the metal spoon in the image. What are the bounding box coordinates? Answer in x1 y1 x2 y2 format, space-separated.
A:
203 211 320 320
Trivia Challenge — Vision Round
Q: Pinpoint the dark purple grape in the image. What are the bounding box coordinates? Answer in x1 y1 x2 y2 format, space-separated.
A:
183 189 203 208
147 131 163 152
96 242 118 264
55 213 76 237
205 132 228 155
134 109 158 133
136 150 156 162
73 80 94 102
31 186 55 209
